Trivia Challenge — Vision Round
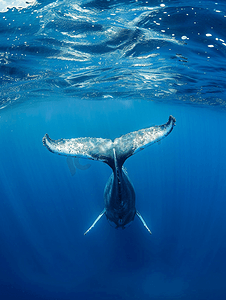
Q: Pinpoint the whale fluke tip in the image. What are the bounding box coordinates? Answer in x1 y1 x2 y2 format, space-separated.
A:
42 133 47 146
169 115 176 125
42 133 55 153
168 115 176 125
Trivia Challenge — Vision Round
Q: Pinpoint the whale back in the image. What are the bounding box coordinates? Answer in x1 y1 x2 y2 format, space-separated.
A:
104 149 136 228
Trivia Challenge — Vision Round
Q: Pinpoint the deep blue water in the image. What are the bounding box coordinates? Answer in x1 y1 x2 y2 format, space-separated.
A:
0 0 226 299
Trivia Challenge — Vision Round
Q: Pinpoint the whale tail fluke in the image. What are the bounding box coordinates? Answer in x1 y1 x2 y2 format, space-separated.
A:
42 115 176 169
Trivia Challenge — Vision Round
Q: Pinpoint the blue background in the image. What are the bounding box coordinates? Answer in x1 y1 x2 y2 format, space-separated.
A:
1 100 226 299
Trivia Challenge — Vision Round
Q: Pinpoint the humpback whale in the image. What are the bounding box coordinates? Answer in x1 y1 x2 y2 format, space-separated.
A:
42 115 176 235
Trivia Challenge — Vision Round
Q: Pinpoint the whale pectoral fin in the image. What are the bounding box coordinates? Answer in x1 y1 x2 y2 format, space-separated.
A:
136 211 152 235
43 134 113 163
84 209 106 235
114 115 176 165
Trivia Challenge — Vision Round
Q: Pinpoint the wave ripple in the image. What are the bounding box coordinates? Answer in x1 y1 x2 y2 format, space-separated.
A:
0 0 226 108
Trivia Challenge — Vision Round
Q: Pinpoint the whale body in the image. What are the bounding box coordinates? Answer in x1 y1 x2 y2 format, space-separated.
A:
43 115 176 235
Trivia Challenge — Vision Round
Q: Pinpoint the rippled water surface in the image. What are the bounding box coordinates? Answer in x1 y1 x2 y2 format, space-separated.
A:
1 0 226 108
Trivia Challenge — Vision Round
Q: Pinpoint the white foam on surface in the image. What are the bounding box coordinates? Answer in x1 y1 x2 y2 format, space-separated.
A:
0 0 36 12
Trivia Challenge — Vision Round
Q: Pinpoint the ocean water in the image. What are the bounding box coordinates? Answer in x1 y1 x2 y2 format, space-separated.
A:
0 0 226 299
